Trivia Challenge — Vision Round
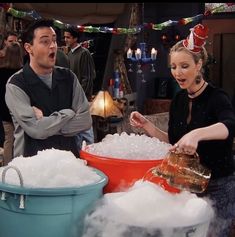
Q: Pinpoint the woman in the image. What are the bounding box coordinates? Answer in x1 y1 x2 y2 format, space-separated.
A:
0 41 23 165
130 24 235 237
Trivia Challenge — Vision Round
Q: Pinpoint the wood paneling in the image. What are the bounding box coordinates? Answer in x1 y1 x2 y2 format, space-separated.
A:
202 19 235 98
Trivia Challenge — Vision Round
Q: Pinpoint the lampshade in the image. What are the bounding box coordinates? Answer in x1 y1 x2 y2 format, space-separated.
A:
89 90 123 118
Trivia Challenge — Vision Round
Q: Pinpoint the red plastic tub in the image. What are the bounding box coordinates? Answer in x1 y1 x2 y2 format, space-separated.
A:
80 148 180 193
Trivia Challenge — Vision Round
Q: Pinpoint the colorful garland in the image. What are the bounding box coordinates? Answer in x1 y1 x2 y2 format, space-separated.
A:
1 3 235 34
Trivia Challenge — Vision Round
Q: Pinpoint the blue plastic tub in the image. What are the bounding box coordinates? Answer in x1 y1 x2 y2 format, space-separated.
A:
0 167 108 237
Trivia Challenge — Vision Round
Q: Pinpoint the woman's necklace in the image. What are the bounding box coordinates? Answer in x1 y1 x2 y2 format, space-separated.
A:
188 81 206 98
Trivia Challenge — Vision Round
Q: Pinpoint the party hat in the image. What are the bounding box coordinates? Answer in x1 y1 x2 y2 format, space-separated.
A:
183 24 208 53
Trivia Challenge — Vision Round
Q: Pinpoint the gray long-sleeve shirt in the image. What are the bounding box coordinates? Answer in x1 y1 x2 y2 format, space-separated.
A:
5 64 92 157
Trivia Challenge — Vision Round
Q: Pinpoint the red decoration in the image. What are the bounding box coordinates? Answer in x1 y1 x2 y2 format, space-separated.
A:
161 34 167 41
0 3 11 11
183 24 208 53
144 23 153 29
175 34 180 41
78 26 85 32
226 3 235 7
112 29 118 34
204 10 212 16
178 19 186 25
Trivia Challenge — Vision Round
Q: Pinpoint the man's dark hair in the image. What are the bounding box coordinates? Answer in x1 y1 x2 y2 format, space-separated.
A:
4 31 18 40
21 19 54 45
64 26 79 42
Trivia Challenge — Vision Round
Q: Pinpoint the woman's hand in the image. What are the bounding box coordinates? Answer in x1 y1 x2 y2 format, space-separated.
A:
129 111 148 128
169 130 199 155
32 106 43 120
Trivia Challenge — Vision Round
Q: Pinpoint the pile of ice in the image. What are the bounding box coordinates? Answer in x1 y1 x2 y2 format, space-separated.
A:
83 181 214 237
86 132 172 160
0 149 102 188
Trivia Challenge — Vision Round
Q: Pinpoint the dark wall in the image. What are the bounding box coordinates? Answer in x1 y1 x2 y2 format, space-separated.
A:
79 26 113 95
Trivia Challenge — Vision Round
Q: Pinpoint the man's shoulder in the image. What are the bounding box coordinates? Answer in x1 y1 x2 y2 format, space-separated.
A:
54 66 72 74
7 68 23 84
74 46 90 54
53 66 75 80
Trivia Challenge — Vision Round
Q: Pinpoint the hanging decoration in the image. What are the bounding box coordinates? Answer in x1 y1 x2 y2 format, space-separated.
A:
127 42 157 74
124 3 139 53
0 3 234 35
113 3 141 96
7 7 42 20
0 3 11 11
126 3 158 75
205 2 235 15
76 25 141 35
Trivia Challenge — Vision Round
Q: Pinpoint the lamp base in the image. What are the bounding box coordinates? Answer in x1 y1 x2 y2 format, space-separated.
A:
92 116 122 142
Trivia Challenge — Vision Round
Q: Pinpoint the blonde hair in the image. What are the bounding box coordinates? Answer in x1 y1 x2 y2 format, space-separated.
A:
170 40 208 66
1 42 23 69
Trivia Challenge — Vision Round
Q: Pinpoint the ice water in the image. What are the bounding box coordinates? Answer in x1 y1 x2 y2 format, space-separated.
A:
148 152 211 193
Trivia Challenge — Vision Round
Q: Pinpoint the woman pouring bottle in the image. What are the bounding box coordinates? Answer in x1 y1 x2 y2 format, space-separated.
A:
130 24 235 237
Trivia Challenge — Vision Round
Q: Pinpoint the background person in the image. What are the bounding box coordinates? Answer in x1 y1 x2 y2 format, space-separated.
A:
0 42 23 165
0 31 18 63
0 31 19 151
64 26 96 147
130 24 235 237
0 118 4 157
64 26 96 101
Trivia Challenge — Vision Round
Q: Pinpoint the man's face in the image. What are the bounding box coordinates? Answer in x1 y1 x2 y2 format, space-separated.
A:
25 26 57 72
64 32 77 49
5 35 18 47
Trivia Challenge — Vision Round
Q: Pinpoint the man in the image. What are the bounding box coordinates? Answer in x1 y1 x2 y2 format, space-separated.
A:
0 31 18 59
0 116 4 150
0 31 18 158
64 26 96 146
64 27 96 101
5 19 92 157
